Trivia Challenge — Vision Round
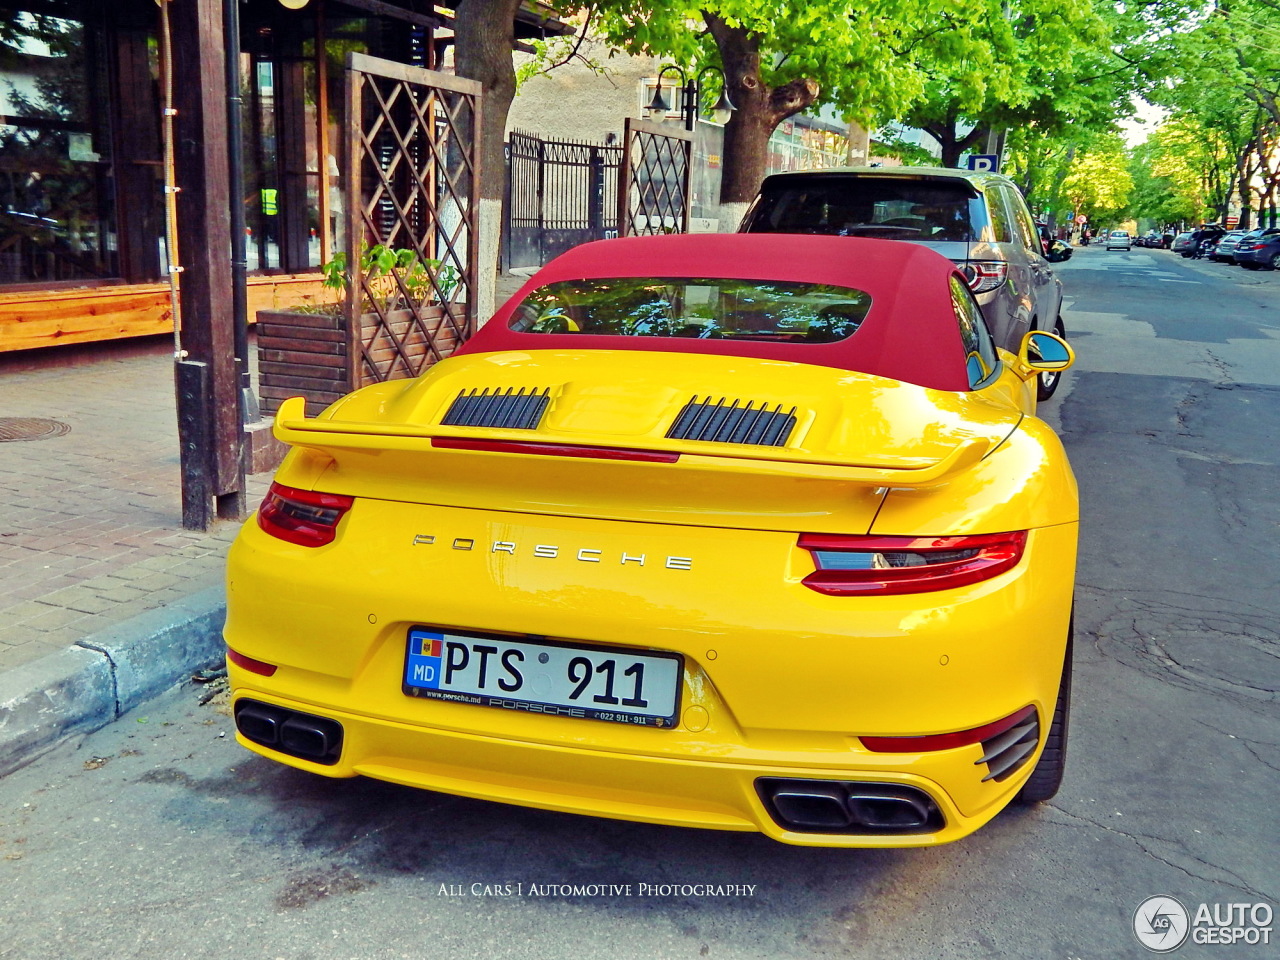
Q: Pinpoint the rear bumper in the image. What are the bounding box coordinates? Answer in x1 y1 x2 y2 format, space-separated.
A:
228 687 1037 848
1234 250 1274 265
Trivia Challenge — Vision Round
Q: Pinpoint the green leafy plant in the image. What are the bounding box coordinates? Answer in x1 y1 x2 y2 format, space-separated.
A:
307 243 459 315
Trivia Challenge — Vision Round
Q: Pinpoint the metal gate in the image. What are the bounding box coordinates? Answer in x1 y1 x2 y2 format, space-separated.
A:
345 52 481 388
504 130 622 269
618 117 692 237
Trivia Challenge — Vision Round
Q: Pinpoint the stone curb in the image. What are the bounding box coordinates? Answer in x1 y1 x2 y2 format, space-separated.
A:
0 586 227 777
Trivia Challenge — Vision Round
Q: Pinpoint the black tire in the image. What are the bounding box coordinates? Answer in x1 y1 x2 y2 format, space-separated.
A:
1035 316 1066 402
1015 617 1073 805
1242 262 1260 270
1270 252 1280 271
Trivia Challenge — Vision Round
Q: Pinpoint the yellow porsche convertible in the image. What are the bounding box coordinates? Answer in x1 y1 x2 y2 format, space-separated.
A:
226 233 1077 847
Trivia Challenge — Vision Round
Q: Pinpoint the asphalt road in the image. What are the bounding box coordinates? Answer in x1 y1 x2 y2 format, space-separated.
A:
2 245 1277 960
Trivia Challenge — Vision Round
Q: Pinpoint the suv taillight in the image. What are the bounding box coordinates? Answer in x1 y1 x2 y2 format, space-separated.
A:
798 531 1027 596
257 482 353 547
958 261 1009 294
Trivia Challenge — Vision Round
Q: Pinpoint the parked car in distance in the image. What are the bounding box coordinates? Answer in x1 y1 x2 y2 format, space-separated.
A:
1171 231 1195 254
1208 230 1250 262
738 166 1066 399
1233 227 1280 270
1105 231 1131 250
1046 238 1073 262
226 233 1079 849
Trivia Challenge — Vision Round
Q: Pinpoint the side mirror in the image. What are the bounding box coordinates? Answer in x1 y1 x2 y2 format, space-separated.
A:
1017 330 1074 379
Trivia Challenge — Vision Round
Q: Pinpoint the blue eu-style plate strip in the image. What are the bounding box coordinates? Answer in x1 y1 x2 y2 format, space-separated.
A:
405 629 444 690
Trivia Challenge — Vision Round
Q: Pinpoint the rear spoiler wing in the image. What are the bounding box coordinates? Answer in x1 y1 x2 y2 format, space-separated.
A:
273 396 994 489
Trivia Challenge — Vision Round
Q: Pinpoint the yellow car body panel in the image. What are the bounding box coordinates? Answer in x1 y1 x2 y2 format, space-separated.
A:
226 337 1077 847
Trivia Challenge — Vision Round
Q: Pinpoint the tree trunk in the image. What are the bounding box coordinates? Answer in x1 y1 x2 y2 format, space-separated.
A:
452 0 522 203
704 13 817 204
922 116 987 168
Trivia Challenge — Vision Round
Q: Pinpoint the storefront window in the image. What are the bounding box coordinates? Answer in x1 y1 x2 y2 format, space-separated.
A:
0 9 118 285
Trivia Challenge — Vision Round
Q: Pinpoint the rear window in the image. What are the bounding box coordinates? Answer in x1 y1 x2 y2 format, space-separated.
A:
509 277 873 344
743 176 988 242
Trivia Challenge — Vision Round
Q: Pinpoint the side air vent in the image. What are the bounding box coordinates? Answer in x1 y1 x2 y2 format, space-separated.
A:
441 387 551 430
977 710 1040 782
666 396 797 447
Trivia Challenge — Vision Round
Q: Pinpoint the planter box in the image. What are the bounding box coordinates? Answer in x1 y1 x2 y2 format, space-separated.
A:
257 305 457 417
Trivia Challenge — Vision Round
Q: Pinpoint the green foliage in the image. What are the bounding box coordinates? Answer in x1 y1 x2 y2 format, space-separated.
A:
900 0 1152 165
515 32 610 90
573 1 1012 127
1062 133 1134 226
1128 139 1201 228
1137 0 1280 226
312 244 459 316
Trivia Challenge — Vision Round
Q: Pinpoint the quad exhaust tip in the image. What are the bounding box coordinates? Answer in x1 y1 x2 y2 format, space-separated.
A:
235 699 344 766
757 778 943 834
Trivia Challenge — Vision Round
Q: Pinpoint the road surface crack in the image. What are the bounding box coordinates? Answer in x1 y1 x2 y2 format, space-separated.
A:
1044 803 1274 901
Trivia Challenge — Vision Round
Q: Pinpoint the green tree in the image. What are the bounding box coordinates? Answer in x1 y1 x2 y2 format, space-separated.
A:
901 0 1131 167
579 0 1063 203
1127 139 1201 228
1062 133 1133 226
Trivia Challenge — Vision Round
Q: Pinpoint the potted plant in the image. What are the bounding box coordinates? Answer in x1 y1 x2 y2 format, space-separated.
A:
256 244 461 416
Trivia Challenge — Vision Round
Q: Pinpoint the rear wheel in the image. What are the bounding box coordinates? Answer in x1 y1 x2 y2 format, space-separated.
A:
1015 617 1073 805
1036 316 1067 402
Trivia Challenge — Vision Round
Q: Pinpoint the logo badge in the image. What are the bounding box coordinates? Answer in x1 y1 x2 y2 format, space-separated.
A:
1133 896 1190 953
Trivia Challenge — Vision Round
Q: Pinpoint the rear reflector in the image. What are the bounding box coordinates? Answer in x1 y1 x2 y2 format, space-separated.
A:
862 705 1036 753
257 482 353 547
227 647 278 677
798 530 1026 595
432 437 679 463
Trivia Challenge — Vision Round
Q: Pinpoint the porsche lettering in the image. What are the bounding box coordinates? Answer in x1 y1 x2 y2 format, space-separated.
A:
411 534 692 569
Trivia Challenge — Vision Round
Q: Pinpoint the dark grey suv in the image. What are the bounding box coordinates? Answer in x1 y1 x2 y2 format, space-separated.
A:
740 166 1067 399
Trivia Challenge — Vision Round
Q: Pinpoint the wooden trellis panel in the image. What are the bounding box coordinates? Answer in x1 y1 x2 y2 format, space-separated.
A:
345 52 481 388
617 117 692 237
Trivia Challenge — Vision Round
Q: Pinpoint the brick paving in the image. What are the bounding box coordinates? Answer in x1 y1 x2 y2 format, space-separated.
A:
0 338 269 672
0 271 530 675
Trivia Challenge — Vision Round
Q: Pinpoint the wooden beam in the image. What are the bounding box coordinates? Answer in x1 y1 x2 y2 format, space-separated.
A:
169 0 244 525
332 0 446 30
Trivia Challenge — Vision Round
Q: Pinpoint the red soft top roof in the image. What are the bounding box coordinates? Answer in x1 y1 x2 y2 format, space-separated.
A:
461 233 971 391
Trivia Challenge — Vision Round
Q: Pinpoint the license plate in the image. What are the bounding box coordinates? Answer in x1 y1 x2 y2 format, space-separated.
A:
403 628 682 728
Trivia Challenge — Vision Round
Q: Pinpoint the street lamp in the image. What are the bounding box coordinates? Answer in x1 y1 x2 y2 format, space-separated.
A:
645 65 735 130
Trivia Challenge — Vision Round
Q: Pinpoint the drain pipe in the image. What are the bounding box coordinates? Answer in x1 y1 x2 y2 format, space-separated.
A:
225 0 258 425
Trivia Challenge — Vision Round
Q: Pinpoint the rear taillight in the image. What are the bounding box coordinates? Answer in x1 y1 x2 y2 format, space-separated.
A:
257 482 353 547
798 531 1027 596
958 261 1009 294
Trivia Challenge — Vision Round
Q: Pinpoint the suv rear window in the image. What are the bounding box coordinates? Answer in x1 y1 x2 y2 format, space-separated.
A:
743 175 989 242
509 277 873 344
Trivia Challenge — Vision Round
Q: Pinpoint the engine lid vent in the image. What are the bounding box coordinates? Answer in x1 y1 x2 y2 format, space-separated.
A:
441 387 552 430
666 396 797 447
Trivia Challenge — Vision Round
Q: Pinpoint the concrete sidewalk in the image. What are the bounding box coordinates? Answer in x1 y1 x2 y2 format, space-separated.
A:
0 272 532 775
